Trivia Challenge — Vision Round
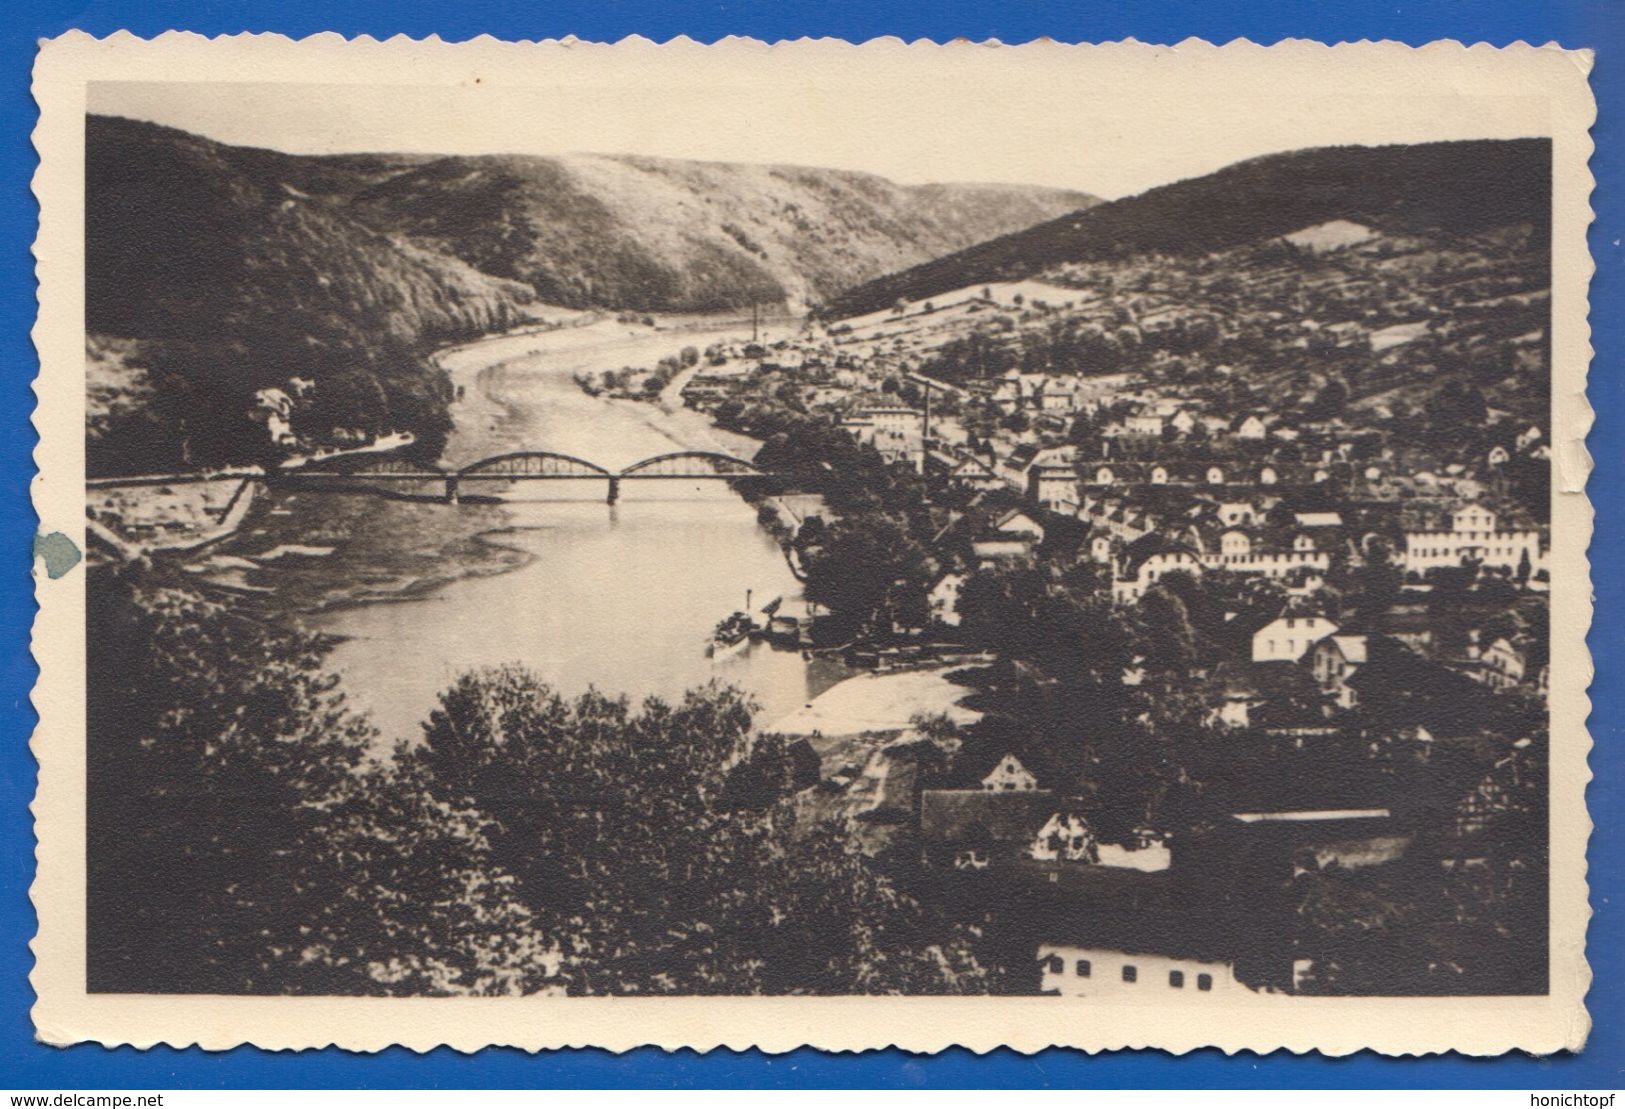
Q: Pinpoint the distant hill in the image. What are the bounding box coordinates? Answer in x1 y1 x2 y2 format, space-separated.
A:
341 153 1098 314
822 140 1551 320
84 114 1096 472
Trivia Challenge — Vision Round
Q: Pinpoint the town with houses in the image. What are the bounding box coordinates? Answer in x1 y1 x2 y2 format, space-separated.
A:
81 109 1558 1004
662 219 1552 997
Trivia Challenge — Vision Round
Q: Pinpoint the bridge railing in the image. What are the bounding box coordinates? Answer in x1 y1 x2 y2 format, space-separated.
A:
272 446 774 503
615 450 765 479
456 451 612 479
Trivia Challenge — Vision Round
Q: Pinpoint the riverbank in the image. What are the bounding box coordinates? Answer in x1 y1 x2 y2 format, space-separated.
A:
760 664 980 743
189 489 531 615
89 474 261 557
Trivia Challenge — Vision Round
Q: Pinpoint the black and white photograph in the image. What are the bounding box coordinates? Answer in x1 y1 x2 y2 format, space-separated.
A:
31 35 1593 1054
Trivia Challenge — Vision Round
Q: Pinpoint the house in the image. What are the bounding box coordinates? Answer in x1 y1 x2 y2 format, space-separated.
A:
990 368 1025 413
999 442 1043 489
857 406 927 470
1096 832 1172 872
1168 408 1198 435
1033 873 1258 998
1345 646 1497 738
1310 634 1371 709
1233 414 1269 440
1374 607 1437 654
1252 614 1339 663
972 535 1036 566
1030 813 1096 862
1037 376 1081 414
928 573 966 627
1480 634 1547 692
1113 538 1204 604
1212 688 1264 729
919 789 1055 869
1228 807 1408 872
982 752 1041 791
994 509 1047 543
250 387 299 447
1285 570 1327 598
1038 942 1242 1000
1205 527 1330 580
1126 412 1166 437
948 455 1005 491
1219 528 1253 560
1032 467 1080 513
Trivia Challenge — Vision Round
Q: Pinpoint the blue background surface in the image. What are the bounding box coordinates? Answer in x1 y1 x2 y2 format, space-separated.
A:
1 0 1619 1089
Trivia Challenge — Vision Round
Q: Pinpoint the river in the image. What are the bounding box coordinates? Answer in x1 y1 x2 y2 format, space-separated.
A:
214 317 852 749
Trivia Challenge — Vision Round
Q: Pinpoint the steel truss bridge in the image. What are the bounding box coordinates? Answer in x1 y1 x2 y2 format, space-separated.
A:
281 448 772 503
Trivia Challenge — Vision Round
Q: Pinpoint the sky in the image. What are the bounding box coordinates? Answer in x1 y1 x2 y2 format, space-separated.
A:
87 64 1550 200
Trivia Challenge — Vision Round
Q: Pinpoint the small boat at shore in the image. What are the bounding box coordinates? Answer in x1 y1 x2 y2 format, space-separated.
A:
707 610 757 658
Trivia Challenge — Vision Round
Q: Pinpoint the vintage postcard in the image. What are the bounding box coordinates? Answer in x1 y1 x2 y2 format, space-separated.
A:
30 34 1594 1054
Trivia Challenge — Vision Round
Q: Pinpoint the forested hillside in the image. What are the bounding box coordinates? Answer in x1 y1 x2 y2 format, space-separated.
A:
86 114 1095 474
824 140 1550 320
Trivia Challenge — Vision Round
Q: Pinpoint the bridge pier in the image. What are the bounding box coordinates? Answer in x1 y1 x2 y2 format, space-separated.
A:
444 475 459 505
606 476 620 505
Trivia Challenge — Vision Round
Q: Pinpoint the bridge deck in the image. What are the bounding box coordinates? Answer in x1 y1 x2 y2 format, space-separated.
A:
90 449 776 494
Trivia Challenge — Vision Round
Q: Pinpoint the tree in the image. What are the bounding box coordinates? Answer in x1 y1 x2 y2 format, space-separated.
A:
1434 379 1488 430
404 669 994 994
87 567 376 992
1305 377 1349 422
801 516 932 635
1133 586 1198 674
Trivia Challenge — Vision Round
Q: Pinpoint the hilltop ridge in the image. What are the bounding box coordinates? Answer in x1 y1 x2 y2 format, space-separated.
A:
84 114 1097 472
823 140 1550 320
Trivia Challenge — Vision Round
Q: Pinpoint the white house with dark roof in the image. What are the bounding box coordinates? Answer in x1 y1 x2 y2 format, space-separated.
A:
1252 614 1339 664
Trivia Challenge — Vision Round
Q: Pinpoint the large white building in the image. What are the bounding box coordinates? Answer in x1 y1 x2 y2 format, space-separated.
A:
1209 529 1332 579
845 405 926 470
1402 503 1542 576
1112 546 1204 604
1038 943 1242 999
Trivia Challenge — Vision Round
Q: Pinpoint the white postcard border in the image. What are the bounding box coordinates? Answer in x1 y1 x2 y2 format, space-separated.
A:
29 32 1596 1056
